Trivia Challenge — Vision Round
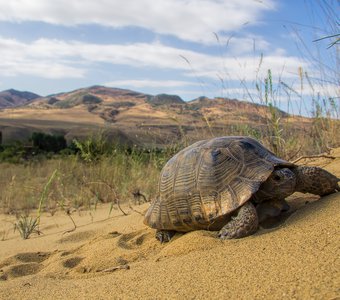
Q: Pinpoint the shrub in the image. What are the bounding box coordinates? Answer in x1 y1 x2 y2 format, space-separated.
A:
0 143 26 163
31 132 67 153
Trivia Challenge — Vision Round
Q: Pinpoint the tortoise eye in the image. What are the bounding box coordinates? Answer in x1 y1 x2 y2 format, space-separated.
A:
273 175 281 181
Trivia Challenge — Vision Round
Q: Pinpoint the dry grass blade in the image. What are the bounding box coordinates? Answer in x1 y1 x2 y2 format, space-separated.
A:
85 181 128 216
131 189 148 205
97 265 130 273
128 201 143 216
292 154 337 164
62 208 77 235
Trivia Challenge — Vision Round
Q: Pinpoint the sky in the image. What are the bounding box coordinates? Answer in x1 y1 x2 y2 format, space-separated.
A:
0 0 339 116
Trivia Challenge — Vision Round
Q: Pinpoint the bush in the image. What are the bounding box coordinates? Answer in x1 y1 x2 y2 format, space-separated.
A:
73 132 111 162
0 143 26 163
31 132 67 153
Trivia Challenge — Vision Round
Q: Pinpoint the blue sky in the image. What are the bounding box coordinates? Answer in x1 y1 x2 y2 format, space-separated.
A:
0 0 338 116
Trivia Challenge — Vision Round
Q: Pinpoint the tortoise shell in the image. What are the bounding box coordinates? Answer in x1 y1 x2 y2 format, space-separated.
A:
144 136 293 232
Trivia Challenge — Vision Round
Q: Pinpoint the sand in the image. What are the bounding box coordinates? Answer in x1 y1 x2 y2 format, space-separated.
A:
0 150 339 299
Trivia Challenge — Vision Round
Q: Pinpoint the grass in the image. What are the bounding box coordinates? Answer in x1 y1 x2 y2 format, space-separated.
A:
14 216 41 240
13 169 57 239
0 145 165 215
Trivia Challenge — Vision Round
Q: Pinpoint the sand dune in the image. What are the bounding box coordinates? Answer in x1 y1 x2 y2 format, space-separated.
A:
0 150 339 299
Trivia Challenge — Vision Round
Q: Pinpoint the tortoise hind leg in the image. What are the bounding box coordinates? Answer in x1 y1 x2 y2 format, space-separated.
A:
156 230 176 243
218 202 258 239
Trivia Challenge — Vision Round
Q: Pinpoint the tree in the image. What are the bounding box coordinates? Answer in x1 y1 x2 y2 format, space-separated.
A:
31 132 67 153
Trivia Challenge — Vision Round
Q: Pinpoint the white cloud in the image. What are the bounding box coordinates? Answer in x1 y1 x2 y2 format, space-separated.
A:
282 82 340 99
105 79 200 88
0 36 310 82
0 37 85 78
214 34 271 54
221 87 259 97
187 54 309 83
0 0 275 44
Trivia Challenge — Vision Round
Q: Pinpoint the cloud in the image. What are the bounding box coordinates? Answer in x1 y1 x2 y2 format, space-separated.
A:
0 37 85 78
214 34 271 54
0 36 309 82
0 0 275 44
105 79 200 88
186 53 309 83
282 82 340 99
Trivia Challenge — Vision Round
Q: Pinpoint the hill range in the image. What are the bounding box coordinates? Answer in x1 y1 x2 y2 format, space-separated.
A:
0 86 312 147
0 89 40 108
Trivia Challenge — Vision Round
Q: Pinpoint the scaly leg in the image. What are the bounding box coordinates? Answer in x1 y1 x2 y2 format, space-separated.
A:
218 202 258 239
156 230 176 243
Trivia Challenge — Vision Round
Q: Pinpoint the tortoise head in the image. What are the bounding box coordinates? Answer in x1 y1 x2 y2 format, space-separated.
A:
293 166 339 196
252 168 297 203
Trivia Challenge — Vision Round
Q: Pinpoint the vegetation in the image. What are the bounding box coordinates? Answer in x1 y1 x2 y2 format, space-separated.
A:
0 133 176 214
14 169 57 239
54 93 103 108
31 132 67 153
14 216 41 239
0 143 27 163
0 132 70 163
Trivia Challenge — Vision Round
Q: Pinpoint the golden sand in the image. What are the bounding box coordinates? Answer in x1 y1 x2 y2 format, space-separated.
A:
0 150 339 299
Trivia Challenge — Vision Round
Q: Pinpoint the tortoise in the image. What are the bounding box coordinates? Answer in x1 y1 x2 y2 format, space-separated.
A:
144 136 339 242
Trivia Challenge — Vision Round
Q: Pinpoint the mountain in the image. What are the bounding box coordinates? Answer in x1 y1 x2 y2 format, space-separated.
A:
0 89 41 108
0 85 317 148
147 94 185 106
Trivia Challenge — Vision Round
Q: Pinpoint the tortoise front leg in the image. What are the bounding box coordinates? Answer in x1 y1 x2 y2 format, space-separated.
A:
218 202 258 239
156 230 176 243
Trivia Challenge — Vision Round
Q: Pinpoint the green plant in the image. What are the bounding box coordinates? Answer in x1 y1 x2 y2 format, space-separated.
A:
0 143 26 163
73 132 111 162
264 69 283 156
15 215 41 239
12 169 58 239
36 169 58 222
